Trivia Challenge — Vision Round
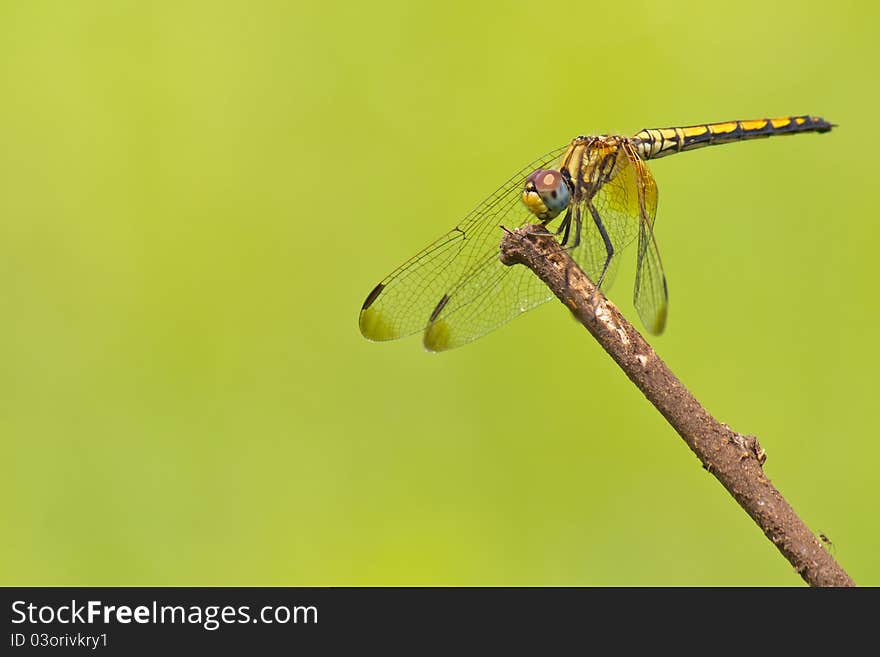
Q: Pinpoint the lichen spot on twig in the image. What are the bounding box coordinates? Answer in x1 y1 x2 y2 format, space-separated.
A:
593 301 630 346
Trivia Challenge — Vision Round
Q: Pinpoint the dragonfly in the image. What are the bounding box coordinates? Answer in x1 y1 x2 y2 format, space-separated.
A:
359 115 834 351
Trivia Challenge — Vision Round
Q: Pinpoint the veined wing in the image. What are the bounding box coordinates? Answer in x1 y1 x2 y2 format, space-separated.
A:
568 139 641 294
420 237 564 351
627 143 668 334
569 140 667 334
359 146 568 349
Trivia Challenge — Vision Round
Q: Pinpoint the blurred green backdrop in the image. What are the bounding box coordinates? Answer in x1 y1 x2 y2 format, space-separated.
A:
1 0 876 586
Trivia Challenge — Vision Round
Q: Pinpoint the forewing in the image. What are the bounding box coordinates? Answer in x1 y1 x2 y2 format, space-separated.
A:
359 146 567 348
569 143 642 293
564 140 667 334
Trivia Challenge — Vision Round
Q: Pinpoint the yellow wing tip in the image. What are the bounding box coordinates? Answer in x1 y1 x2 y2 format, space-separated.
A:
423 319 453 352
359 307 398 342
648 304 667 335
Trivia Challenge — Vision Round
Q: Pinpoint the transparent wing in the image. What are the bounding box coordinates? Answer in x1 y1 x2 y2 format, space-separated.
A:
633 219 668 334
628 144 668 334
567 140 667 334
420 245 563 351
359 146 568 349
569 142 640 288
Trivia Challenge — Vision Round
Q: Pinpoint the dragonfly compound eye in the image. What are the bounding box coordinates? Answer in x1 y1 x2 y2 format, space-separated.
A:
522 169 570 221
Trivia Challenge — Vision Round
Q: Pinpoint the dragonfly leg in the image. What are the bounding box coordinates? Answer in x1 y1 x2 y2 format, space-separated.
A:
588 203 614 289
553 206 573 246
562 205 583 289
558 204 581 249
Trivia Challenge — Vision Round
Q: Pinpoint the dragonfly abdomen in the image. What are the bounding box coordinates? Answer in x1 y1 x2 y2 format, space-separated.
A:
633 115 834 160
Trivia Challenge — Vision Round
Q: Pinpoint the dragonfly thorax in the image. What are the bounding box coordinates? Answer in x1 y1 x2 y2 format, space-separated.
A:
522 168 571 221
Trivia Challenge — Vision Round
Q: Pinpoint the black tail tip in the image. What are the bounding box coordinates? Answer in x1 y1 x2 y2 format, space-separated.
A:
815 117 837 132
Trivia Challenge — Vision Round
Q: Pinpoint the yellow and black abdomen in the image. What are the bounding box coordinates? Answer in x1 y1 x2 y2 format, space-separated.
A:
633 115 834 160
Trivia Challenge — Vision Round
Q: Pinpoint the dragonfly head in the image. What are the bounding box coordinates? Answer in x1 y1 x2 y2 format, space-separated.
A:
522 169 571 221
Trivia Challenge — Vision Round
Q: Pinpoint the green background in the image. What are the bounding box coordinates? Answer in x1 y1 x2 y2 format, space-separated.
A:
1 0 876 586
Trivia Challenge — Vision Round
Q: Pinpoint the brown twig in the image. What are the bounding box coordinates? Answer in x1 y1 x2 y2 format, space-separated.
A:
499 224 855 587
